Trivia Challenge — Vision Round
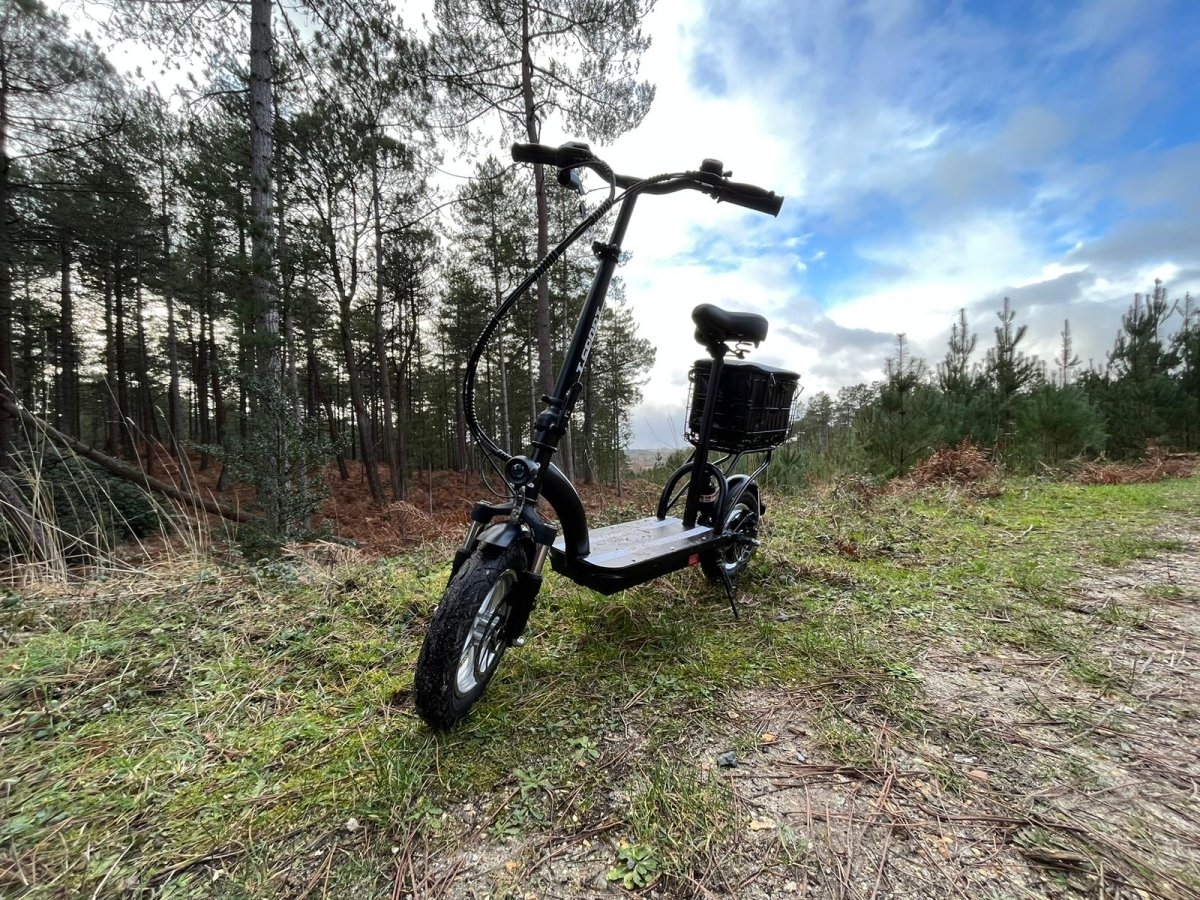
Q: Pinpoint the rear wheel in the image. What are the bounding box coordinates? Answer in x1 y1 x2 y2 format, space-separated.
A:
700 489 761 584
414 542 526 729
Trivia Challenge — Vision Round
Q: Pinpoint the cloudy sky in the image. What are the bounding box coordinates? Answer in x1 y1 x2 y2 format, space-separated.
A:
541 0 1200 448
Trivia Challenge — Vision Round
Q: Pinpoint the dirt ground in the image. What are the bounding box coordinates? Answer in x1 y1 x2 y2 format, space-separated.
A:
404 530 1200 899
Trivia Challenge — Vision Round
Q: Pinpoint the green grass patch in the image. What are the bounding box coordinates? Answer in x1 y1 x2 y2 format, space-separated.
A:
2 477 1197 894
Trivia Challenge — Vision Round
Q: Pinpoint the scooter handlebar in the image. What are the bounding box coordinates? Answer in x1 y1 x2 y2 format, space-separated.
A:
511 142 595 169
511 142 560 166
711 179 784 217
513 141 784 216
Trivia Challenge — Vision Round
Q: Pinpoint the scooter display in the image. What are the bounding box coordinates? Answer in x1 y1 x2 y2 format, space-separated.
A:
413 141 799 729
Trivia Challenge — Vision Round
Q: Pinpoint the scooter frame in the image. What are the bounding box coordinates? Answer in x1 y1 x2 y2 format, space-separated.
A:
448 143 786 611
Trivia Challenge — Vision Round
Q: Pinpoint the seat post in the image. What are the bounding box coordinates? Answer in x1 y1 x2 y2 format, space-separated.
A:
682 344 727 529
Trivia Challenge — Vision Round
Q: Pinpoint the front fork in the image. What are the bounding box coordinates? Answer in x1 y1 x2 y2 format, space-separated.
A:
450 499 554 646
505 543 548 644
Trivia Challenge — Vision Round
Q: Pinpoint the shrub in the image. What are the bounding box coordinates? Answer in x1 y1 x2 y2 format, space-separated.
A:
0 450 163 563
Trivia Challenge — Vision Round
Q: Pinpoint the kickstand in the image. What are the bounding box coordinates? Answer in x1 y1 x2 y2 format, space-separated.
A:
720 569 740 620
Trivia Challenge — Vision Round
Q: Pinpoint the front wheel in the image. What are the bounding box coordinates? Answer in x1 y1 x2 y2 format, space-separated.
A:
700 489 761 584
414 542 527 729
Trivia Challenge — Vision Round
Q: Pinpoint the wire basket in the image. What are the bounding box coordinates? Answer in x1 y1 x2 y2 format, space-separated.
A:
686 359 800 453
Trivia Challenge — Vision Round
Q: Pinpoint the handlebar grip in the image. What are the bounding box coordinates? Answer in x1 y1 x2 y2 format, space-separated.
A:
511 142 560 166
716 180 784 217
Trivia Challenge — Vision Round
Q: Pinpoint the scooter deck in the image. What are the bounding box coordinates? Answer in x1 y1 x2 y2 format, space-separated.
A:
549 515 719 594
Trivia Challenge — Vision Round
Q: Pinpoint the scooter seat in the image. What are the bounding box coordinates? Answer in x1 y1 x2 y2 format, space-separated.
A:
692 303 768 346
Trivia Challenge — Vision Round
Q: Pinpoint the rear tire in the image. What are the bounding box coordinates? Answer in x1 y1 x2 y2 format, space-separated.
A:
414 542 526 730
700 488 761 585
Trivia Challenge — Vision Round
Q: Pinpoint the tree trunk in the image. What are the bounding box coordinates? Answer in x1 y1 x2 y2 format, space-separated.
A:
59 241 78 438
582 370 594 483
249 0 280 380
0 44 13 468
396 354 408 498
274 89 299 412
559 294 575 480
18 270 34 409
371 154 400 499
528 319 537 424
133 263 158 473
308 336 349 481
455 380 468 472
491 233 512 452
159 122 184 462
237 324 248 442
113 251 134 460
103 269 119 457
339 305 382 501
520 0 553 399
210 330 225 448
197 302 211 470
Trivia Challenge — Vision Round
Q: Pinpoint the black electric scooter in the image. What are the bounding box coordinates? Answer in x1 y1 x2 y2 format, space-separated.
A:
413 141 799 729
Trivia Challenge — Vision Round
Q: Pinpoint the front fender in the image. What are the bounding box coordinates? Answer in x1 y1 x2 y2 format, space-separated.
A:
478 521 527 551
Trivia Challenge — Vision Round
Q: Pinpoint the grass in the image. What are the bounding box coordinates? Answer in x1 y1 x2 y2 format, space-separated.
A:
2 476 1198 896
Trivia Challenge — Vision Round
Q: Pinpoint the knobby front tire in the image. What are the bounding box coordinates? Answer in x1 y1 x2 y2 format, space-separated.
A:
413 542 526 730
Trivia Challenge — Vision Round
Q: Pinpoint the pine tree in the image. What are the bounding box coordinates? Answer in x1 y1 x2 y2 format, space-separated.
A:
1172 293 1199 451
937 308 976 395
863 334 943 474
936 307 989 446
795 392 835 455
431 0 656 400
984 296 1038 452
317 0 433 499
454 159 535 457
1101 280 1180 456
585 291 654 486
1015 384 1105 465
0 0 119 465
1055 319 1081 386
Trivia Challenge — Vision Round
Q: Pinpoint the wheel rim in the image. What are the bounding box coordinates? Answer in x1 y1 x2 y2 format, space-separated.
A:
455 569 517 697
717 501 759 572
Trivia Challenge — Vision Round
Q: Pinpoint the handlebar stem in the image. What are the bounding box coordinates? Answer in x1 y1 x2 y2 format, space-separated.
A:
527 192 640 498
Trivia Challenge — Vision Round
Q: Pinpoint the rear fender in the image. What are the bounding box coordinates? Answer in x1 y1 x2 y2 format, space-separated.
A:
725 475 761 515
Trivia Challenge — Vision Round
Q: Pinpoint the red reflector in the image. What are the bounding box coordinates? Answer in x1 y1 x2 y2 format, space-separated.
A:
688 553 700 566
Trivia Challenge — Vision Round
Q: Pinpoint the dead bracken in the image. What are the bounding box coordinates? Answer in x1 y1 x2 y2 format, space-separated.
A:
1073 447 1200 485
905 439 999 487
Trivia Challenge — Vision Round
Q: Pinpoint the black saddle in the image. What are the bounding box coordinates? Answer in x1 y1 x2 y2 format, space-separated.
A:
692 303 769 347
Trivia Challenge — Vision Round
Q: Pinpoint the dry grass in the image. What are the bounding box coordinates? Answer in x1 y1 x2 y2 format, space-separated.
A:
0 436 213 587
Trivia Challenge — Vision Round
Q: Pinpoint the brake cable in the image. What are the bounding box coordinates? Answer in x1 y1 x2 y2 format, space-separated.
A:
462 168 685 468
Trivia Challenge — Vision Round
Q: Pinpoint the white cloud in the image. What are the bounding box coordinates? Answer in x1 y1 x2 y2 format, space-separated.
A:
614 0 1200 446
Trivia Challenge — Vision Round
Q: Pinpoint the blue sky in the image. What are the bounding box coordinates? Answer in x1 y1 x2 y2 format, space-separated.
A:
591 0 1200 446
